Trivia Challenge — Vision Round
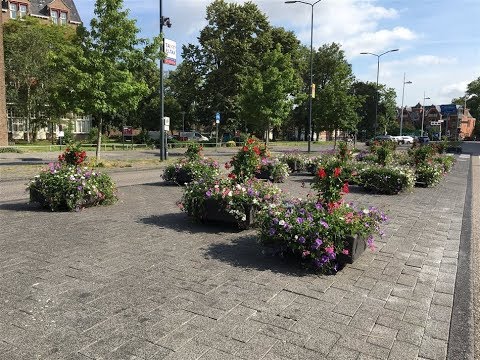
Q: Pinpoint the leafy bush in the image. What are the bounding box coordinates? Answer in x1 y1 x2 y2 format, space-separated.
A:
415 163 444 186
57 143 87 166
257 158 290 183
408 144 436 165
312 161 350 203
88 127 108 145
0 147 22 153
280 152 307 172
337 142 353 164
257 198 387 273
185 143 203 161
433 154 455 173
225 140 237 147
162 158 219 185
227 137 268 182
358 166 415 194
29 164 117 211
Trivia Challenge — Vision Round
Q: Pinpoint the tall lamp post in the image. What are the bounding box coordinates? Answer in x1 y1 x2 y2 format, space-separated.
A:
360 49 399 136
285 0 323 153
159 0 171 161
421 92 430 137
399 73 412 136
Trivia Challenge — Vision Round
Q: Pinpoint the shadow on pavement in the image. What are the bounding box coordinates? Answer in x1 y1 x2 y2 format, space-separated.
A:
0 201 41 212
138 212 246 234
204 235 311 276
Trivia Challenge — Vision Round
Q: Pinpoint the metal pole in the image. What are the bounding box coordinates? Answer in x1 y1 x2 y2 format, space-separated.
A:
400 73 405 136
421 92 425 137
375 55 379 136
182 111 185 132
159 0 166 161
307 2 314 152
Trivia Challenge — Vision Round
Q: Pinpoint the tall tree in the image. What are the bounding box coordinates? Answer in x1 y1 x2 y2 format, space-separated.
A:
4 18 78 142
71 0 148 160
311 43 358 140
239 44 300 142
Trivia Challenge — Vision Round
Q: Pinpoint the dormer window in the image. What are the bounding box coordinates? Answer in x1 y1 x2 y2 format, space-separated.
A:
9 2 28 19
51 10 68 25
51 10 58 24
60 12 67 25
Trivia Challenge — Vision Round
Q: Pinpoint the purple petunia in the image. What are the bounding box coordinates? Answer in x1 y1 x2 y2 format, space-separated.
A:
311 238 323 250
296 217 304 224
320 220 329 228
298 236 306 244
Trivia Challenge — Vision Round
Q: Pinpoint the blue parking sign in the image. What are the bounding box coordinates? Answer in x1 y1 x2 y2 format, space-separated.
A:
215 112 220 123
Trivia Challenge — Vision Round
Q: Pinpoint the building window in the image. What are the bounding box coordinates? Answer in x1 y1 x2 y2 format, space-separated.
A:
51 10 58 25
19 4 27 18
60 12 67 25
9 3 17 19
75 117 91 134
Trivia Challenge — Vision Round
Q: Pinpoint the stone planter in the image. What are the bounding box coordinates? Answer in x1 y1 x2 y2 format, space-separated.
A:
255 169 271 181
175 168 193 185
337 235 367 266
200 198 255 229
29 187 50 208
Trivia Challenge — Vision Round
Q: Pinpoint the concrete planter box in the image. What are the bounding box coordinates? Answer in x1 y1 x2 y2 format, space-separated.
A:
200 198 255 230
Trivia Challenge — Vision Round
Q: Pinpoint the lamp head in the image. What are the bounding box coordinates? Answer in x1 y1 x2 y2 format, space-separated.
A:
405 81 412 84
285 1 298 3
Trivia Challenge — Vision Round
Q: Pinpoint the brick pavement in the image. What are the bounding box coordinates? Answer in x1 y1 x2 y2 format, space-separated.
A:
0 156 470 359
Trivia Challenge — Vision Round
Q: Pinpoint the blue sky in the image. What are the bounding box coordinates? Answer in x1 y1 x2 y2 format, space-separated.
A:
76 0 480 107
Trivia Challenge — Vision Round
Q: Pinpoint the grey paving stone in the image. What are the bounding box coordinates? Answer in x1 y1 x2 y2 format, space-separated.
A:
366 324 397 349
425 319 450 341
403 306 429 327
432 292 454 307
333 297 363 317
271 341 326 360
418 336 447 360
326 346 359 359
388 341 419 360
304 328 340 355
336 334 390 359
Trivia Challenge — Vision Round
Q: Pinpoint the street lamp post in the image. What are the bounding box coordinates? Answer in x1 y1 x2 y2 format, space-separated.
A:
285 0 323 153
421 92 430 137
159 0 171 161
360 49 399 136
399 73 412 137
181 111 186 132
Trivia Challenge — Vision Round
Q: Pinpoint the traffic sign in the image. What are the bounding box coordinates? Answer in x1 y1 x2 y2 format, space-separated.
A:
215 112 220 123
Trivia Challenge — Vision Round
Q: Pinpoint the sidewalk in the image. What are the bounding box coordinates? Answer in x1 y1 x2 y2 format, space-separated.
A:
0 155 472 359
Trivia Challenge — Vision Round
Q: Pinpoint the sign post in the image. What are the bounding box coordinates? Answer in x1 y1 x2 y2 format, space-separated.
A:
215 112 220 149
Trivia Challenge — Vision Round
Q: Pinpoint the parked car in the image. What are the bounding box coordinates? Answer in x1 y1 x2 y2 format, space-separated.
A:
401 136 414 144
391 136 403 144
179 131 209 142
417 136 430 144
365 135 394 146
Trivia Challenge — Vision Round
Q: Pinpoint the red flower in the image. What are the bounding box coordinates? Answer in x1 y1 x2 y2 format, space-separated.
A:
253 146 260 155
224 162 231 169
333 167 342 178
228 173 236 179
342 182 349 194
318 168 326 179
243 146 249 152
247 138 254 144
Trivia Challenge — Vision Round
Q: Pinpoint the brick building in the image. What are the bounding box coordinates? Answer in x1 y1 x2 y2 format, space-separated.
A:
0 0 84 144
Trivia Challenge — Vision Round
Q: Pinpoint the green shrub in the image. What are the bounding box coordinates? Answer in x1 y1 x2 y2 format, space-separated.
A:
280 152 307 172
358 166 415 194
225 140 236 147
88 127 108 144
408 144 436 165
415 163 444 186
433 154 455 172
0 147 22 153
162 158 219 185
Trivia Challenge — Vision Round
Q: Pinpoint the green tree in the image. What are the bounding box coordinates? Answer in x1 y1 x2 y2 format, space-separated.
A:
70 0 148 160
4 18 79 142
311 43 358 142
239 44 300 143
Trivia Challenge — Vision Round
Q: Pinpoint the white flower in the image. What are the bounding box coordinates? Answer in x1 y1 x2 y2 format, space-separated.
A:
214 185 219 189
362 209 370 214
241 215 246 221
294 235 298 240
227 191 233 197
279 220 285 226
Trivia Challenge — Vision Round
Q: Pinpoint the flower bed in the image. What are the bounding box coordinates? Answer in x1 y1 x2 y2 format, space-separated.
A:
357 166 415 194
28 145 117 211
258 199 387 273
280 152 307 173
415 163 444 187
162 158 219 185
179 178 282 229
256 158 290 183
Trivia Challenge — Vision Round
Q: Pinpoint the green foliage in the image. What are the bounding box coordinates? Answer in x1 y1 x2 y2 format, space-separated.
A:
225 141 237 147
280 152 307 172
57 143 87 165
358 166 415 194
63 122 75 145
227 137 268 182
415 164 443 187
28 163 117 211
257 158 290 183
162 158 219 185
312 160 350 203
3 18 79 141
88 127 108 144
185 143 203 161
433 155 455 172
0 147 22 153
408 144 436 165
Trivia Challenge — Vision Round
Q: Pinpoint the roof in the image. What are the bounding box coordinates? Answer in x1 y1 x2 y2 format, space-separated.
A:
2 0 82 23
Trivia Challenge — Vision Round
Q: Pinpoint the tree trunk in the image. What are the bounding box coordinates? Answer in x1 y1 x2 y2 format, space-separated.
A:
95 116 102 161
26 86 31 143
334 129 338 149
265 121 270 146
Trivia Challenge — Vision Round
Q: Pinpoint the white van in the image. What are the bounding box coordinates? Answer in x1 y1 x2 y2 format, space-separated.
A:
179 131 209 142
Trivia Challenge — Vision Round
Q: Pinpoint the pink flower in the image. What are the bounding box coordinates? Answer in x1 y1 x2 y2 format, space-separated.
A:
325 246 334 254
342 249 349 255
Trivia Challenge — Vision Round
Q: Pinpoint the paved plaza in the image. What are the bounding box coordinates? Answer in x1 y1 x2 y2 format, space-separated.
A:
0 151 475 359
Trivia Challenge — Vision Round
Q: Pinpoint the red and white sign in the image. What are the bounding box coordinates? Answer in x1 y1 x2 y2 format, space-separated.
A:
163 39 176 66
123 126 133 136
